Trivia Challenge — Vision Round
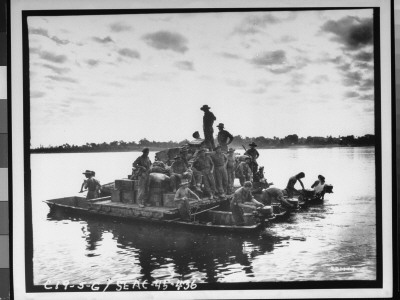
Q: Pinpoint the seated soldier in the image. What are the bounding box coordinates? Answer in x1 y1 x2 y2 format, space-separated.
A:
236 156 253 186
311 175 326 199
230 181 263 226
174 180 201 221
170 155 189 192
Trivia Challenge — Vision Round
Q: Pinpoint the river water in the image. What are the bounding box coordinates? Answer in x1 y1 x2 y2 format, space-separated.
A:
30 147 376 285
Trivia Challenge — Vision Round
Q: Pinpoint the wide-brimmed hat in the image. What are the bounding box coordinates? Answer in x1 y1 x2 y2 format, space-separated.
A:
249 142 257 147
216 123 224 128
142 147 150 153
82 170 92 175
200 104 211 111
228 148 235 152
192 131 200 138
180 179 190 186
318 175 325 181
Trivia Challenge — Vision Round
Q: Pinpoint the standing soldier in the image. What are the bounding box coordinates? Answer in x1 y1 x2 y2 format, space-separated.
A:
216 123 234 153
237 156 253 186
193 148 216 199
133 148 152 207
80 170 101 199
245 142 260 175
200 104 216 150
226 148 236 194
211 145 228 197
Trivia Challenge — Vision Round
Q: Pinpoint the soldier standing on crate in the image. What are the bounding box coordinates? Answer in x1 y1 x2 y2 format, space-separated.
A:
132 148 152 207
200 104 216 150
216 123 234 153
80 170 101 199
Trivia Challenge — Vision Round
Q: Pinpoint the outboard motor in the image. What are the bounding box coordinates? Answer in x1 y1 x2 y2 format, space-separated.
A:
253 206 274 223
324 184 334 194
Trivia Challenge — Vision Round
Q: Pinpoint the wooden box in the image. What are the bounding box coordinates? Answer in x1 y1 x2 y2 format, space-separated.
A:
115 179 137 191
162 193 176 208
111 189 121 202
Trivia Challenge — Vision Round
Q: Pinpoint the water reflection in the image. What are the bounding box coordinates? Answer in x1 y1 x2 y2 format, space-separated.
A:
47 211 276 283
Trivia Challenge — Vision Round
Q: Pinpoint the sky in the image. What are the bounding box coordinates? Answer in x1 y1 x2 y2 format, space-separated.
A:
27 9 375 148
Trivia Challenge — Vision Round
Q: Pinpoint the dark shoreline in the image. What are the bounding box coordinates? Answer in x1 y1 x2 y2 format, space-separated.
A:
30 144 374 154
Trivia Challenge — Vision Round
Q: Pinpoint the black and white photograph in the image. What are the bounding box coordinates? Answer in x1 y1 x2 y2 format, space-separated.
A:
10 0 394 299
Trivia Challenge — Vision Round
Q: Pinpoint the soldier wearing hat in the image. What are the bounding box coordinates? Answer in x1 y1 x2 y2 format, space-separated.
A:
193 147 216 199
174 179 201 221
216 123 234 153
200 104 216 150
226 148 237 194
79 170 101 199
245 142 260 176
132 148 152 207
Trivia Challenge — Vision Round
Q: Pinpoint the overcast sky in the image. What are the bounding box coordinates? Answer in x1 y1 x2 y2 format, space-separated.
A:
28 9 374 148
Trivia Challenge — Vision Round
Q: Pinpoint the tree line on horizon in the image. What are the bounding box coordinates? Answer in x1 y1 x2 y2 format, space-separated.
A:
30 134 375 153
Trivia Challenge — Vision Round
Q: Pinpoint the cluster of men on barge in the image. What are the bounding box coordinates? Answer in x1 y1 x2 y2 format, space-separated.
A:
82 104 329 225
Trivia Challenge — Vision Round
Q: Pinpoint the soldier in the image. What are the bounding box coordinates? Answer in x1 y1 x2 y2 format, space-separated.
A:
230 181 263 226
236 156 253 186
133 148 152 207
170 155 189 192
226 148 237 194
285 172 305 198
244 142 260 175
193 148 216 199
260 187 295 208
216 123 234 153
80 170 101 199
211 145 228 197
174 180 201 221
200 104 216 150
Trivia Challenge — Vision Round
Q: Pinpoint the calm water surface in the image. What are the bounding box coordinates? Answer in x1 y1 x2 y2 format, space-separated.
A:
31 147 376 284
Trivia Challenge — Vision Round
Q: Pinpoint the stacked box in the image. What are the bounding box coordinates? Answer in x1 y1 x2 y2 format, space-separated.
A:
115 179 135 191
121 191 136 204
111 189 121 202
162 193 176 208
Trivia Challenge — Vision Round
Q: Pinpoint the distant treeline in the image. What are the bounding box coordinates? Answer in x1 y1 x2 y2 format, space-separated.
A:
30 134 375 153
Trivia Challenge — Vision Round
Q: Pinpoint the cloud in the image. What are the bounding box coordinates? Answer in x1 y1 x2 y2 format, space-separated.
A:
142 31 188 53
225 79 246 87
359 78 374 91
344 91 360 98
39 51 67 64
234 13 283 35
251 50 286 66
359 94 374 101
174 61 194 71
337 63 351 72
92 36 114 44
29 27 69 45
354 51 373 62
87 59 100 66
342 71 362 86
42 64 70 75
46 75 78 83
30 91 46 98
220 52 241 59
118 48 140 59
311 75 329 84
321 16 373 50
278 35 297 43
110 22 132 32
